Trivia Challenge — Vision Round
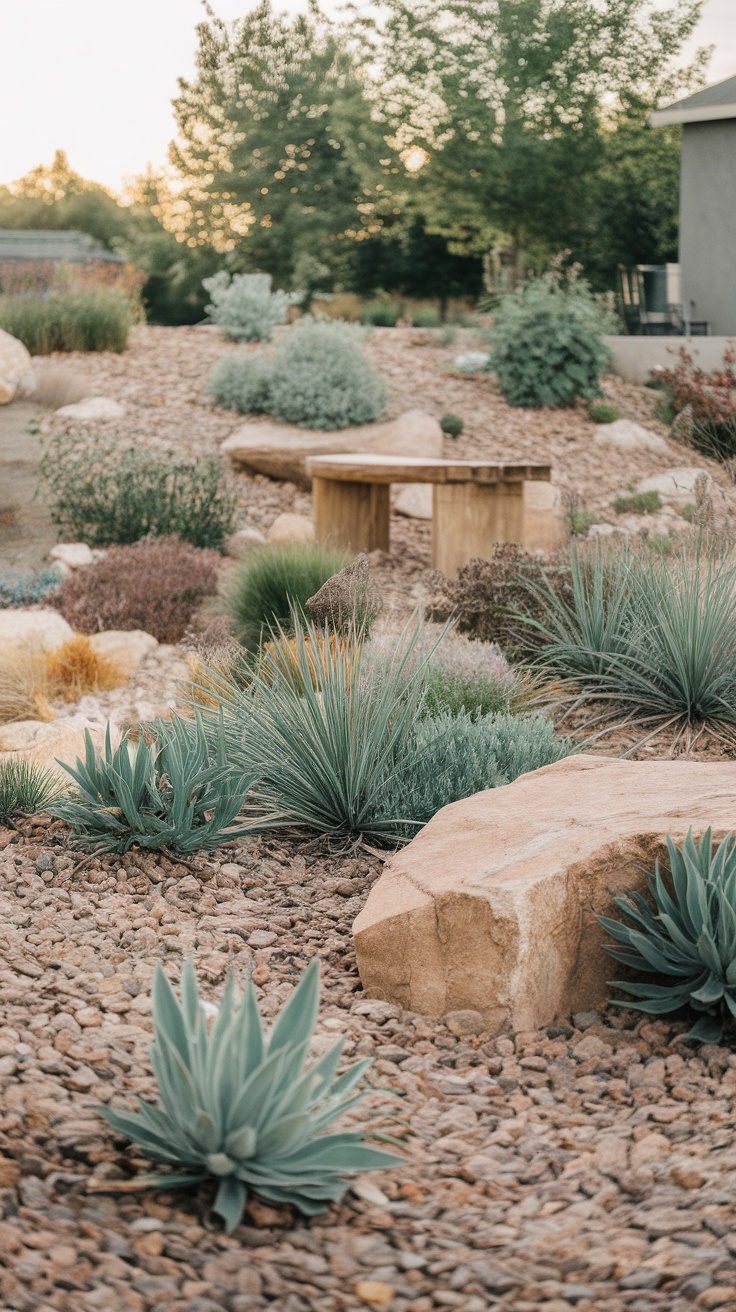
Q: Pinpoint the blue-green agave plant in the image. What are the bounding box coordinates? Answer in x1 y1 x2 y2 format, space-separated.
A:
98 958 401 1231
599 827 736 1043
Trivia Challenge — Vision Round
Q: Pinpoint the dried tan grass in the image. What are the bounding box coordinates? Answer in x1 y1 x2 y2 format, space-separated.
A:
46 635 126 703
20 362 91 409
0 649 54 725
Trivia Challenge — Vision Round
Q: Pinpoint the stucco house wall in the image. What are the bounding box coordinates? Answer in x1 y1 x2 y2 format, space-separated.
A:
679 120 736 335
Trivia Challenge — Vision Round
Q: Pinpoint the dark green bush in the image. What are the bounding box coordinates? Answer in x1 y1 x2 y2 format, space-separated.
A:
412 306 441 328
489 274 611 408
600 828 736 1043
39 433 238 551
207 320 387 430
361 300 402 327
440 413 464 438
223 542 348 649
589 402 621 423
0 290 135 354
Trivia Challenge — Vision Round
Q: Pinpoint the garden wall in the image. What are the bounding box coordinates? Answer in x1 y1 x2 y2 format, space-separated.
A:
604 334 733 385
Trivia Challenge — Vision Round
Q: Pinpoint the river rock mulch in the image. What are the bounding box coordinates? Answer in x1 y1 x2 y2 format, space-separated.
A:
1 826 736 1312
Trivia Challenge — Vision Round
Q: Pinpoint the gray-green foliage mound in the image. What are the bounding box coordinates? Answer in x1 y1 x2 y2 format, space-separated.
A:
489 272 611 408
207 320 387 430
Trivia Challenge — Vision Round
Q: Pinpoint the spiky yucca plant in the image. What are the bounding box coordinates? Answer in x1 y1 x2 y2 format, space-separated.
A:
600 828 736 1042
52 714 253 854
99 959 401 1231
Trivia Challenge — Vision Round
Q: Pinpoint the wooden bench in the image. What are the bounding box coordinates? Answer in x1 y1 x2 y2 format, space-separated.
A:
307 455 552 575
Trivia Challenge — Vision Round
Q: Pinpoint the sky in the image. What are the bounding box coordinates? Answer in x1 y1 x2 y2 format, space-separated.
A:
0 0 734 194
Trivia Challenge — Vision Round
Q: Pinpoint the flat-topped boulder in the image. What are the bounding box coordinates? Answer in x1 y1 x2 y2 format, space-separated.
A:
221 408 443 487
353 755 736 1034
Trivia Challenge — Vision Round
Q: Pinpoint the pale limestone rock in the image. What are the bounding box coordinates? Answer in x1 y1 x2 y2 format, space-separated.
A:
49 542 94 570
267 512 314 543
593 420 668 454
221 408 443 487
636 467 712 501
393 484 433 519
226 526 267 557
523 481 566 551
54 396 125 422
0 329 32 405
0 608 73 653
0 715 108 777
352 755 736 1034
88 630 158 676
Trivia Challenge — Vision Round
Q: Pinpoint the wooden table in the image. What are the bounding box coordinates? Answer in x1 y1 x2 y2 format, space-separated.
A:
307 455 552 576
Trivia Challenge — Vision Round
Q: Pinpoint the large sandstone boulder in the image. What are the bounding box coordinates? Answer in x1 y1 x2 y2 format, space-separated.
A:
593 419 667 454
0 715 108 778
0 329 32 405
353 756 736 1034
0 609 73 653
88 630 158 676
221 409 443 487
636 467 711 501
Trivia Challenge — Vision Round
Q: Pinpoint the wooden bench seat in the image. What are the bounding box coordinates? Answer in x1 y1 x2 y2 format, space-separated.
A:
307 454 553 575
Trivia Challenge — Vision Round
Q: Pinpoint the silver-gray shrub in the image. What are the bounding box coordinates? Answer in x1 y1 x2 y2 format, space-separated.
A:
207 319 387 430
203 271 291 342
364 627 519 717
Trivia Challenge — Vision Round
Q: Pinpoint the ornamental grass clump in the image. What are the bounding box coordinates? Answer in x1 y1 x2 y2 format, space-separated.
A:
99 958 400 1231
526 544 736 738
52 716 253 855
0 649 53 725
207 319 387 430
0 289 134 354
222 542 348 650
600 829 736 1043
0 759 62 823
46 635 126 702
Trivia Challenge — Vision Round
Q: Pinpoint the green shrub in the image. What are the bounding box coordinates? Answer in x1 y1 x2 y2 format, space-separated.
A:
207 320 387 430
0 570 59 608
0 759 61 823
53 717 253 855
202 271 291 341
568 505 598 536
589 402 621 424
412 306 441 328
600 828 736 1043
209 620 570 843
39 433 238 550
99 957 400 1232
365 628 519 718
488 274 611 408
527 544 736 732
439 413 464 438
612 490 661 515
361 300 402 327
0 290 135 354
223 543 348 650
52 537 220 643
382 709 571 837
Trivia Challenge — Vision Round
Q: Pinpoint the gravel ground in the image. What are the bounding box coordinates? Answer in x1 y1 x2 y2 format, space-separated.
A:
1 825 736 1312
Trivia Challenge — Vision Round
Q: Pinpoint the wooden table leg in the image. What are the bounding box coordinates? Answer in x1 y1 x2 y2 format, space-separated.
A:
313 477 390 553
432 481 524 575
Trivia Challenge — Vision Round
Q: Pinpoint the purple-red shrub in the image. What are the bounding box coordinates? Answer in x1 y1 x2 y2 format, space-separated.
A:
52 537 221 644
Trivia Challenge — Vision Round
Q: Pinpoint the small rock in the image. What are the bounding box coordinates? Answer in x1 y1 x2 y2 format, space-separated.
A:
226 526 267 557
442 1009 485 1036
0 607 74 653
696 1287 736 1309
593 420 668 453
49 542 95 569
572 1034 608 1061
267 512 314 543
393 484 433 520
453 351 490 373
54 396 125 422
671 1163 706 1189
572 1010 601 1031
354 1280 395 1308
248 930 278 948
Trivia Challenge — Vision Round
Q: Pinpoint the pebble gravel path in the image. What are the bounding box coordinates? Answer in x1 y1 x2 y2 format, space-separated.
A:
1 824 735 1312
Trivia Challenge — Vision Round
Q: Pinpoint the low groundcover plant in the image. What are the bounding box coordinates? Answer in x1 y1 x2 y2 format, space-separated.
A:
600 828 736 1042
99 958 400 1232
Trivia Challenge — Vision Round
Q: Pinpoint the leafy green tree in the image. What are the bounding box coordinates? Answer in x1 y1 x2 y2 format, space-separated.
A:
170 1 397 289
364 0 707 283
0 151 129 248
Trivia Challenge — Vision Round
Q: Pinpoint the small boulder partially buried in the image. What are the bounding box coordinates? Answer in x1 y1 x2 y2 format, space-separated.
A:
353 755 736 1035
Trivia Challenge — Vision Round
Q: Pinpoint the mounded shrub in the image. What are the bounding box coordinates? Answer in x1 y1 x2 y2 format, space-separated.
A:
222 542 348 649
0 570 59 608
46 635 125 702
0 289 135 354
489 273 611 408
655 345 736 461
203 270 291 341
207 320 387 430
52 537 220 643
39 433 238 551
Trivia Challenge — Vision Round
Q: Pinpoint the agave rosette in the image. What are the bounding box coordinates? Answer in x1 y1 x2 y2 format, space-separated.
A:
600 827 736 1042
99 958 400 1231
